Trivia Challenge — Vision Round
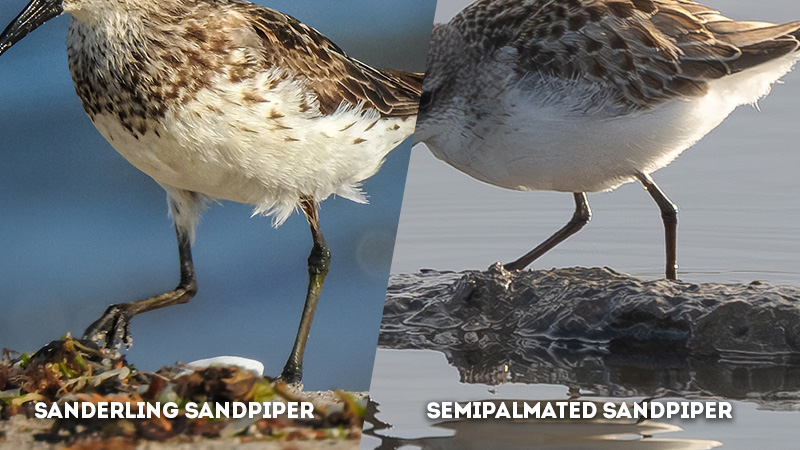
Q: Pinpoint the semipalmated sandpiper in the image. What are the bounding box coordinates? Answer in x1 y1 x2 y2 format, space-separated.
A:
416 0 800 280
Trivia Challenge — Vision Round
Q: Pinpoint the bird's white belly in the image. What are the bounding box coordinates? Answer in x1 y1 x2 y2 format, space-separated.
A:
426 55 799 193
92 112 274 204
435 96 734 192
427 97 729 193
89 73 413 224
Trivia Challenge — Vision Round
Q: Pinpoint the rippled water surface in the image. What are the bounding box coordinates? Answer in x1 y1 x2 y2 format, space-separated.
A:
364 349 800 450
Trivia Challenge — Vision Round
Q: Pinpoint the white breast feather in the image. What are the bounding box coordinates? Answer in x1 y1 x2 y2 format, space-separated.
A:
91 69 413 226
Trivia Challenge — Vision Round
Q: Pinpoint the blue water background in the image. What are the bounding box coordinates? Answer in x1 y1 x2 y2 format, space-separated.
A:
0 0 435 390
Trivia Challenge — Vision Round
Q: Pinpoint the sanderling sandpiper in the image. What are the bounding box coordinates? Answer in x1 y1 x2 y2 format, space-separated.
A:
0 0 422 382
415 0 800 280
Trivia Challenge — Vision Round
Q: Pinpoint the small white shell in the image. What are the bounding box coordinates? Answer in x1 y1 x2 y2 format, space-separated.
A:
185 356 265 376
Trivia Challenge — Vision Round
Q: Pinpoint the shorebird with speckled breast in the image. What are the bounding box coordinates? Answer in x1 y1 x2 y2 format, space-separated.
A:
0 0 422 382
416 0 800 280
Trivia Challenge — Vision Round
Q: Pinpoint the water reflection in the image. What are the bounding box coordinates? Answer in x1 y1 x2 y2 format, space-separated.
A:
418 347 800 407
364 349 800 449
367 399 722 450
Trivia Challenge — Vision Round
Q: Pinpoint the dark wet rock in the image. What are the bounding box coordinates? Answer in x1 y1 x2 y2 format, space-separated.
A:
380 265 800 400
382 265 800 356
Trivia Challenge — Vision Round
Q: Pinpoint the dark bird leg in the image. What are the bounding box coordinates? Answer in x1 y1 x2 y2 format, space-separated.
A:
504 192 591 271
281 198 331 383
83 188 204 349
636 173 678 280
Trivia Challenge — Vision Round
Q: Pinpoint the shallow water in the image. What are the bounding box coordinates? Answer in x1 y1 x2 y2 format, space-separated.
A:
363 349 800 450
0 0 436 390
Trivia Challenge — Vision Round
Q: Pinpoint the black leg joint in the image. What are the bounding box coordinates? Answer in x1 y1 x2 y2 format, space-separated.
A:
571 210 591 227
179 278 199 301
661 204 678 225
568 193 592 229
308 244 331 275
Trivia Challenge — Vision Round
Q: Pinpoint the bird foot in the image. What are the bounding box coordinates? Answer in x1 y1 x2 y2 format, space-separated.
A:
82 304 133 350
502 261 526 272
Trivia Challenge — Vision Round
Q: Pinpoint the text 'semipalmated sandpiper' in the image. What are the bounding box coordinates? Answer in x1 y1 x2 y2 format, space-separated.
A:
416 0 800 280
0 0 422 382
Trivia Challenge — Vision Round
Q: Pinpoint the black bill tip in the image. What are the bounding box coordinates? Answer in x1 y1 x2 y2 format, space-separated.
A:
0 0 63 58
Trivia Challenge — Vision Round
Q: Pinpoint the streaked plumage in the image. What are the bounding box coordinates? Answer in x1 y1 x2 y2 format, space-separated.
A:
416 0 800 279
66 0 421 226
0 0 422 382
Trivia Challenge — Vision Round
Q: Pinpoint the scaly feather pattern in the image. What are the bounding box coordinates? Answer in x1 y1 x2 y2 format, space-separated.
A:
63 0 423 226
441 0 800 112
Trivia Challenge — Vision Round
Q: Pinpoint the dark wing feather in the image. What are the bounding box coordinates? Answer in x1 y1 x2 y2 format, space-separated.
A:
233 2 422 117
450 0 800 111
